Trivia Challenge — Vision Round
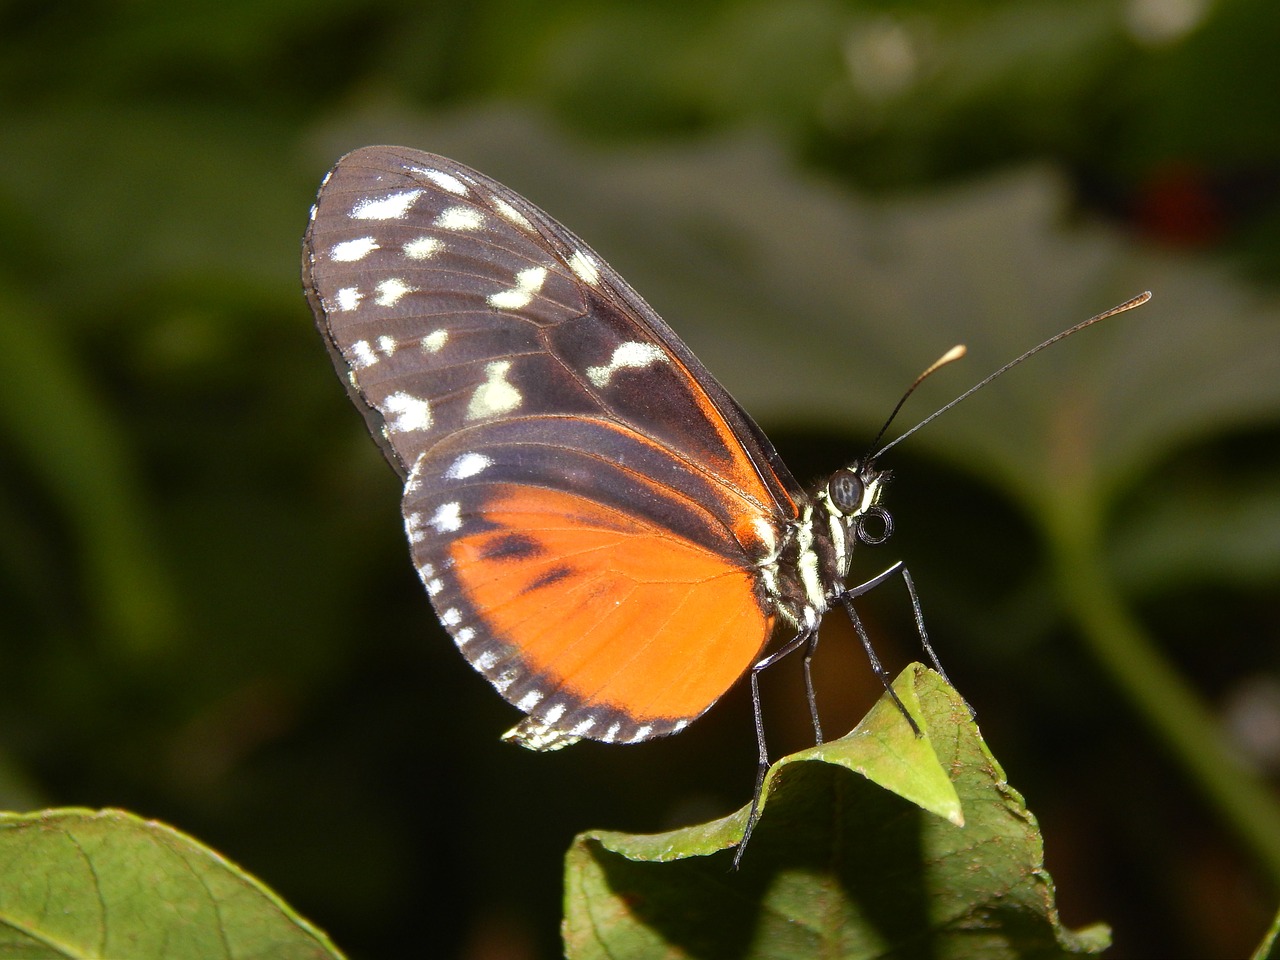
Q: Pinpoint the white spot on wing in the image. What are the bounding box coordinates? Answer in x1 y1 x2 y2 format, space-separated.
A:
430 501 462 533
351 190 423 220
454 627 475 648
375 278 414 306
586 341 667 387
543 703 566 724
445 452 493 480
568 250 600 285
475 649 498 670
486 266 548 310
517 691 543 711
419 168 469 195
352 336 399 367
404 512 425 544
331 237 378 262
421 329 448 352
334 287 362 312
492 197 534 231
425 578 443 596
383 391 432 433
442 607 462 627
466 360 522 420
351 340 378 369
435 207 484 231
403 236 442 260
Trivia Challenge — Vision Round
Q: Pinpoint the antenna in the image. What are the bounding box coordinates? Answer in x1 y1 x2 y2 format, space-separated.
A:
864 344 968 456
871 291 1151 461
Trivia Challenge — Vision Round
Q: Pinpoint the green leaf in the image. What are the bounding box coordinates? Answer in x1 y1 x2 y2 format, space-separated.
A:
0 808 344 960
564 665 1106 960
1253 903 1280 960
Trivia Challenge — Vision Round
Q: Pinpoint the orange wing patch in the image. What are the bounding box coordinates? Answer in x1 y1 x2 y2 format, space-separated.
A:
450 485 773 724
665 351 792 517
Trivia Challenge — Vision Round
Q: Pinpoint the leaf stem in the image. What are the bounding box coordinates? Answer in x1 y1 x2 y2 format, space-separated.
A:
1047 495 1280 889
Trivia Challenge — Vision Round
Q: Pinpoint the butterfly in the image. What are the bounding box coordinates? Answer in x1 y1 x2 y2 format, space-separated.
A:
301 146 1147 857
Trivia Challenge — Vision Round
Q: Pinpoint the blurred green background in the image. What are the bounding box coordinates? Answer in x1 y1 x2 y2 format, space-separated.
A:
3 1 1280 957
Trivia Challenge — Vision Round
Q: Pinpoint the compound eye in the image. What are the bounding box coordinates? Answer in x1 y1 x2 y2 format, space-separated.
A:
827 467 865 515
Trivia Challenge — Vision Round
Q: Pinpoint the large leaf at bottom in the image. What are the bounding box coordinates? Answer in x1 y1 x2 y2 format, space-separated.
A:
0 808 343 960
564 665 1107 959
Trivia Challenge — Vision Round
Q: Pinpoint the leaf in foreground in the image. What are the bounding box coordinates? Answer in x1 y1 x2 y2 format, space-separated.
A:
1253 902 1280 960
564 665 1108 960
0 808 343 960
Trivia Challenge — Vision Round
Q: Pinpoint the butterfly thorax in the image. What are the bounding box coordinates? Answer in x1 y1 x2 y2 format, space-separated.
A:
758 461 892 630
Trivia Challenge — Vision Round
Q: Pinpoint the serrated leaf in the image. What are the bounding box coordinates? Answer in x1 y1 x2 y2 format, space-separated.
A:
0 808 343 960
564 666 1105 960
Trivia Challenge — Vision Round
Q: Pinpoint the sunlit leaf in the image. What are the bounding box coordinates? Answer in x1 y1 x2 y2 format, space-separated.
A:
0 809 343 960
565 666 1106 960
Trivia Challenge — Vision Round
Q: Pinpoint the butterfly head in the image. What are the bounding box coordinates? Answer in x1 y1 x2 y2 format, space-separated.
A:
817 459 894 566
830 461 893 541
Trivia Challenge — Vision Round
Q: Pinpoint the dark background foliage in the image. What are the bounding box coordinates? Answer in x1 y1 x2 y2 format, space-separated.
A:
2 1 1280 958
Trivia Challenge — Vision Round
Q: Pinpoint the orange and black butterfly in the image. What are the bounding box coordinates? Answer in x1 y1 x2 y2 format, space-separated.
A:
301 146 1144 854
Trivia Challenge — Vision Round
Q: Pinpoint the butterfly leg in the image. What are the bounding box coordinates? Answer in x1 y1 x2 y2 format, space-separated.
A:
842 560 975 727
802 630 824 744
897 564 976 718
839 563 922 737
846 561 946 674
734 625 817 869
896 564 948 682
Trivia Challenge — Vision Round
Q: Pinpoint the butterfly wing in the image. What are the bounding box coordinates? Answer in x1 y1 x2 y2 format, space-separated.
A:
303 146 805 748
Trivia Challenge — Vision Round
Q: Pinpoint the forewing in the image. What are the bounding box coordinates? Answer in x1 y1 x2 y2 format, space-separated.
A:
303 146 799 745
